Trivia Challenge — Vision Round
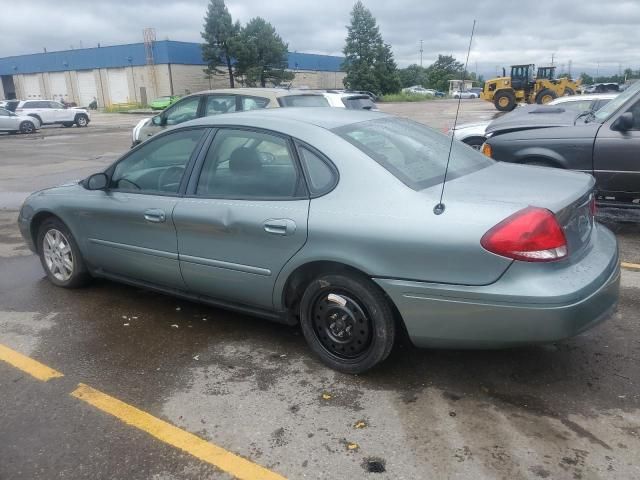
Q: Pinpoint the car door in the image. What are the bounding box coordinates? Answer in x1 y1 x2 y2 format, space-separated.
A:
34 101 55 123
0 108 13 130
593 98 640 197
173 127 310 310
141 95 204 141
48 101 67 122
79 127 209 288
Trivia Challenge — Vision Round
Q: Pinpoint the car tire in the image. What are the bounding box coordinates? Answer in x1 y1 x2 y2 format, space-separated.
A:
564 88 575 96
75 114 89 127
299 272 395 374
462 136 487 150
536 89 558 104
19 121 36 134
62 122 74 128
494 90 516 111
37 218 90 288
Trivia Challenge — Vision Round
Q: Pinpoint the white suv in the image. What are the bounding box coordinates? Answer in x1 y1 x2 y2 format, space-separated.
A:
15 100 90 128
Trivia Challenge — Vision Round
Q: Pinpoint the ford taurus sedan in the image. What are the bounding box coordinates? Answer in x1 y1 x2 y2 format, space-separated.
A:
18 109 620 373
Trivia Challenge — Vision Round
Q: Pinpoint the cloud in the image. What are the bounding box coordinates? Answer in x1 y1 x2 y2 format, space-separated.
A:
1 0 638 78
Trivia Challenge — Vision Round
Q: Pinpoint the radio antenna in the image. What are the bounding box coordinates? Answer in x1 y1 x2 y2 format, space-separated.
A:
434 19 476 215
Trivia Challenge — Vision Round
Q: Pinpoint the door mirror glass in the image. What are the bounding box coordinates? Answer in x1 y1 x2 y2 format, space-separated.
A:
152 115 163 126
612 112 633 132
86 173 109 190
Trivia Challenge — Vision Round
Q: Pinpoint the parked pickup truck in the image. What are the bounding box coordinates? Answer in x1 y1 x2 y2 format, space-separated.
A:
482 81 640 206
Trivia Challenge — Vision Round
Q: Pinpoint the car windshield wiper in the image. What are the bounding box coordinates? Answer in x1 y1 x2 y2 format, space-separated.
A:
574 110 595 124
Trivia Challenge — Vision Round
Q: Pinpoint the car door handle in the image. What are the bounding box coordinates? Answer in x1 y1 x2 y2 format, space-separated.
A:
144 209 166 223
264 219 296 236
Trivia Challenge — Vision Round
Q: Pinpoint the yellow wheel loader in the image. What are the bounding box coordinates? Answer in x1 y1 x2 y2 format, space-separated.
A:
481 64 581 112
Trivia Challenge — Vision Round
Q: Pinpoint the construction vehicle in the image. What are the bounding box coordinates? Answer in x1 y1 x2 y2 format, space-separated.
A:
481 64 581 112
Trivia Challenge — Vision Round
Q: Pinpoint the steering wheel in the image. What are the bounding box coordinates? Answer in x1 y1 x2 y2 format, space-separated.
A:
158 166 184 192
258 151 276 164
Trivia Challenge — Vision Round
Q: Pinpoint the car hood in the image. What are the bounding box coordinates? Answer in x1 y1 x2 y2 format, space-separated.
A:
485 104 579 135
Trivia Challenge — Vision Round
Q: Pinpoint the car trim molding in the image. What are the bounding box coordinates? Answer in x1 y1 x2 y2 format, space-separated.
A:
89 238 178 260
179 254 272 276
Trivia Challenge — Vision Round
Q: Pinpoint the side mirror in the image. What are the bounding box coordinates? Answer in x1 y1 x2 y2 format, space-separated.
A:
86 173 109 190
612 112 634 132
152 115 163 126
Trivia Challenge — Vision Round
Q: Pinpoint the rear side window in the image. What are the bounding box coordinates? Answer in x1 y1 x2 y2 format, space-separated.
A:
297 146 337 195
242 96 270 111
333 117 493 191
278 95 329 107
342 96 376 110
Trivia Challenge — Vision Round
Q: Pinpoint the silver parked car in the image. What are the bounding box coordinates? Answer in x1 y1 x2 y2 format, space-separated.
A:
0 107 40 134
19 109 620 373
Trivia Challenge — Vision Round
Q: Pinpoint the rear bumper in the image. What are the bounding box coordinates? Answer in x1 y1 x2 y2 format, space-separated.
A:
375 224 620 348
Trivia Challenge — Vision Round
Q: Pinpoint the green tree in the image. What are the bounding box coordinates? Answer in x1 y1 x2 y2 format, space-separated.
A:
425 54 464 92
230 17 293 87
579 72 593 85
201 0 239 88
342 1 400 95
398 64 428 88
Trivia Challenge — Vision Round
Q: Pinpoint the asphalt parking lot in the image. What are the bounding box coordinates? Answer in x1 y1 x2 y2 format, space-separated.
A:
1 99 640 480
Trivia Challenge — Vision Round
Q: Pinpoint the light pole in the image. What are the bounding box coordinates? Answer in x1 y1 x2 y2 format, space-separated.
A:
420 40 423 67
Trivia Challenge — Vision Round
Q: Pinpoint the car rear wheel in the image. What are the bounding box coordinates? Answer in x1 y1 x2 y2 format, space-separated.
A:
494 90 516 111
37 218 90 288
19 121 35 134
299 272 395 374
75 114 89 127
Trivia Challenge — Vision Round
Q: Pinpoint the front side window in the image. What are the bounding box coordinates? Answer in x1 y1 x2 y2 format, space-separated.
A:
204 95 237 116
196 129 300 198
278 95 329 108
334 118 493 191
594 80 640 123
164 96 201 125
0 108 9 117
49 101 63 109
111 129 204 194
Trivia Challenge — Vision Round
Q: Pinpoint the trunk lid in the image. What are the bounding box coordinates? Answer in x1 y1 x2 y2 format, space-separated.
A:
441 162 596 256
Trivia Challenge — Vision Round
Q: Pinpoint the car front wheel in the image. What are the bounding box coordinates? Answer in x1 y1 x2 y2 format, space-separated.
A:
20 121 35 134
299 272 395 374
37 218 90 288
75 114 89 127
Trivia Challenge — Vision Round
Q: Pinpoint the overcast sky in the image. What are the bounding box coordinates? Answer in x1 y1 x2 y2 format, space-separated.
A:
2 0 639 78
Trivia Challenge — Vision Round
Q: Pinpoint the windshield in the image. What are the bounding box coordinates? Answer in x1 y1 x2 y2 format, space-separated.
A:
333 117 493 191
279 95 329 107
593 81 640 122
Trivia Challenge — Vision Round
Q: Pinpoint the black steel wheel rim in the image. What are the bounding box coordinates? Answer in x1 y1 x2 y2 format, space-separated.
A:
310 289 373 360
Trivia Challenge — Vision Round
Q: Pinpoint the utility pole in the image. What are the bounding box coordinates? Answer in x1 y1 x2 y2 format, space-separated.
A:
568 59 572 78
419 40 423 67
551 53 555 66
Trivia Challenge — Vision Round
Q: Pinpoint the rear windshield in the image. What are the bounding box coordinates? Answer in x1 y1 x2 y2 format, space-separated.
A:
279 95 329 107
342 96 376 110
333 117 493 190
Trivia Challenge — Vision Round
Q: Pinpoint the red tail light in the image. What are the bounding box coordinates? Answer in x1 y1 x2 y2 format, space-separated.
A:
589 195 597 218
481 207 568 262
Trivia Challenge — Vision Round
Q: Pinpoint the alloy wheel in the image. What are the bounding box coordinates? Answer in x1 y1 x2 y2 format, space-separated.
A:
42 229 74 281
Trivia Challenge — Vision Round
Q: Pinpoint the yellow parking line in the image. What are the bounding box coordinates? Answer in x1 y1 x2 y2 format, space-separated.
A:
71 383 286 480
622 262 640 271
0 343 63 381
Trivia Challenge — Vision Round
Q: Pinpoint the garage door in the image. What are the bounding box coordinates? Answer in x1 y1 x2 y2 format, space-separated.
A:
49 72 67 102
107 68 129 104
22 74 42 99
77 70 98 108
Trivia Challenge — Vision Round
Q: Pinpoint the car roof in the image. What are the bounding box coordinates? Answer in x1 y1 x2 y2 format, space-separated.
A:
183 87 324 100
185 107 389 130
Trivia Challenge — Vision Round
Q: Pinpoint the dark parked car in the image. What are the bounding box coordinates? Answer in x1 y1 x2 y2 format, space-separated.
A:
482 80 640 205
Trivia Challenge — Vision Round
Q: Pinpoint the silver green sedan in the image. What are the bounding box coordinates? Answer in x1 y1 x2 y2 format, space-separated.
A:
18 109 620 373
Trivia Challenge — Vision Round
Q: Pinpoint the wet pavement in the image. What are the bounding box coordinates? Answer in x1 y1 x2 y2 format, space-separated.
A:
1 102 640 479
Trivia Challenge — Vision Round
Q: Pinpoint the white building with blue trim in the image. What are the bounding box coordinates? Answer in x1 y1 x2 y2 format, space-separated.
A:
0 41 345 106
